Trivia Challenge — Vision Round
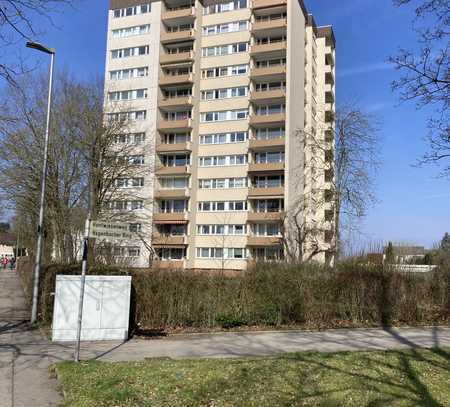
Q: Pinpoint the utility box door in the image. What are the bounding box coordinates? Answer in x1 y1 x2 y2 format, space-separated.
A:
52 275 132 342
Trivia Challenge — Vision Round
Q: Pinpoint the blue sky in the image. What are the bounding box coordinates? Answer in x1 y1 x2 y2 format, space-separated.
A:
17 0 450 249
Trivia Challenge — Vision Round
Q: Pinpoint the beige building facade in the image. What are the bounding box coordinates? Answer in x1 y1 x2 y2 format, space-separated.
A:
104 0 336 269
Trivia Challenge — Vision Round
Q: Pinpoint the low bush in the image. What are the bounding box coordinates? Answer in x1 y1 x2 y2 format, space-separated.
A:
17 258 450 331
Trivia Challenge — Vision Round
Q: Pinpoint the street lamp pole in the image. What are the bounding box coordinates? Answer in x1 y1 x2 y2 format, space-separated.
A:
27 42 55 324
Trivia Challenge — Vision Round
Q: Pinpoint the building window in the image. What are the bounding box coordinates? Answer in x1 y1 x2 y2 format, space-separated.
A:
199 178 247 189
198 201 248 212
109 89 148 101
110 67 149 81
201 64 248 79
114 132 146 145
254 151 285 164
161 154 189 167
197 224 246 235
196 247 247 259
200 109 248 122
113 4 151 18
115 178 144 188
201 87 248 100
202 20 248 35
255 127 285 140
160 177 189 189
203 0 248 15
108 110 147 122
253 223 281 236
157 247 185 260
159 199 188 213
255 199 284 213
111 46 149 59
256 104 285 115
202 42 249 57
253 175 284 188
199 155 247 167
200 132 247 145
112 24 150 38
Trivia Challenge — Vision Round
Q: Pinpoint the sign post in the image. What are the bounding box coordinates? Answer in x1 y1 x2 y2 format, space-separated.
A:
74 219 133 362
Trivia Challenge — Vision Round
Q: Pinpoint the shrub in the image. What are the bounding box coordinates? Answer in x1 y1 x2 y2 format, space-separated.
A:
17 258 450 331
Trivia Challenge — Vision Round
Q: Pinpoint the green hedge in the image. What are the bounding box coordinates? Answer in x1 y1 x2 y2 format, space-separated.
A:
17 258 450 331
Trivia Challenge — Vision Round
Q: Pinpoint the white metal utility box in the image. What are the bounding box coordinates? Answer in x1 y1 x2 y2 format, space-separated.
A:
52 275 132 342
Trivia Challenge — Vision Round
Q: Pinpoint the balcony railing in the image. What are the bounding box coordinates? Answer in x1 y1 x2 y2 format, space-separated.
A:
160 51 194 65
252 18 287 32
248 162 285 172
247 236 282 246
155 165 190 175
252 0 287 9
249 113 285 126
250 89 286 103
154 188 190 199
152 234 187 246
250 65 286 80
157 118 192 132
153 259 185 269
160 29 195 44
161 6 195 22
247 212 284 222
159 74 194 86
153 212 188 224
249 137 285 150
250 41 286 56
248 186 284 198
155 141 191 153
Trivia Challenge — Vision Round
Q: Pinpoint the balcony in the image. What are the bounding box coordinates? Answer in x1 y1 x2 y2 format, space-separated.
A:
153 260 185 269
162 6 195 22
154 189 190 199
250 41 286 57
250 65 286 81
152 234 187 246
247 212 284 222
252 18 287 33
250 89 285 104
160 29 195 44
153 213 188 224
157 118 192 132
247 236 282 247
249 137 285 151
156 142 191 153
159 96 193 110
160 51 194 65
248 162 284 173
252 0 287 9
159 74 194 86
248 187 284 199
249 113 285 127
155 165 190 176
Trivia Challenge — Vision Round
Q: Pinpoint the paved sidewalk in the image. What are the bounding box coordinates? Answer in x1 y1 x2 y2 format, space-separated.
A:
1 270 450 406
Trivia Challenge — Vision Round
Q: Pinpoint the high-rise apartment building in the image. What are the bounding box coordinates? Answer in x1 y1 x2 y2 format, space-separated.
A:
104 0 336 270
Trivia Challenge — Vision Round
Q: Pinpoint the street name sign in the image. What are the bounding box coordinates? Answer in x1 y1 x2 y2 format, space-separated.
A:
89 221 133 240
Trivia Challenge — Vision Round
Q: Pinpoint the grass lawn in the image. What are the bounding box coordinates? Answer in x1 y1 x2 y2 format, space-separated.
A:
56 348 450 407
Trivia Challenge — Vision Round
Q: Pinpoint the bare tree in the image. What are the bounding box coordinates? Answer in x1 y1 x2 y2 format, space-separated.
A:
284 105 380 262
0 0 74 84
389 0 449 176
0 71 153 264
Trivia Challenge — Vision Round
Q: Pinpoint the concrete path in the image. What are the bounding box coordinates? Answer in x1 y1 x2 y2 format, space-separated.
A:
1 270 450 406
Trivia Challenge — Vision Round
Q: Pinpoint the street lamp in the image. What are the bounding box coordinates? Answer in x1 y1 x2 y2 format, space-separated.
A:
26 41 55 324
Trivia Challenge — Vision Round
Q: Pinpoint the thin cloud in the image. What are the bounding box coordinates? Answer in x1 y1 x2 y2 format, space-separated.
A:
337 62 392 78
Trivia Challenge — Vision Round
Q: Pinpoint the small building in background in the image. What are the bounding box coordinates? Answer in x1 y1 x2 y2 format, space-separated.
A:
383 245 426 264
0 232 16 257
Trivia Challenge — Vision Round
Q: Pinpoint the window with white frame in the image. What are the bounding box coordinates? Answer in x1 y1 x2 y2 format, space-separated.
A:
255 127 285 140
129 223 142 233
164 111 191 121
255 199 284 213
200 109 248 122
201 86 248 100
254 151 285 164
198 201 247 212
159 199 188 213
198 178 248 189
107 200 144 211
199 155 247 167
202 42 248 57
202 20 248 35
256 104 285 115
109 89 148 101
113 4 151 18
196 247 247 259
197 224 246 235
115 178 144 188
128 155 145 165
110 67 149 81
160 177 189 189
201 64 248 79
255 58 286 68
108 110 147 121
112 24 150 38
203 0 248 15
161 154 189 167
162 133 190 144
253 223 281 236
200 132 247 145
114 133 146 145
255 81 286 92
111 46 149 59
253 175 284 188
